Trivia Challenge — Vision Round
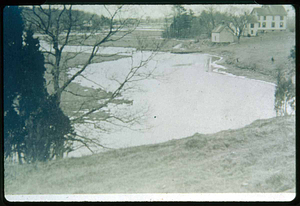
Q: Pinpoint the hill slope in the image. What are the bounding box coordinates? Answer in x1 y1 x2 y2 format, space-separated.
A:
5 115 295 194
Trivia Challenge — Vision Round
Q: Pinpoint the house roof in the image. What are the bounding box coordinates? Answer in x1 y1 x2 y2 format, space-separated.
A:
247 15 259 23
251 5 288 16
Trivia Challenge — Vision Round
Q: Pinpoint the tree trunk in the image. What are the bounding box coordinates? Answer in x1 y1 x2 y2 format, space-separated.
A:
17 149 23 164
55 148 64 160
284 95 288 115
16 132 23 164
52 38 63 105
237 35 241 44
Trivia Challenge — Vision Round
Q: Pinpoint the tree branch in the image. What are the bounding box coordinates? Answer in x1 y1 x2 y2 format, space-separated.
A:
74 133 114 149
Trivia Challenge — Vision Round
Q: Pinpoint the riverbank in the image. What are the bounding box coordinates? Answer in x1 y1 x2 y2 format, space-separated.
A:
5 115 295 195
170 31 295 84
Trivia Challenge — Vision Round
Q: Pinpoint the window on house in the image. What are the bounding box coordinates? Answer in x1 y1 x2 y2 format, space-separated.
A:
272 16 275 20
215 36 217 41
250 23 254 28
259 22 261 27
251 30 253 34
262 22 266 28
272 22 275 28
280 16 284 20
264 16 266 20
280 22 284 27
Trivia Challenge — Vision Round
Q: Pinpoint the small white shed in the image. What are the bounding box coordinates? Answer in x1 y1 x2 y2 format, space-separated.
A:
211 24 235 43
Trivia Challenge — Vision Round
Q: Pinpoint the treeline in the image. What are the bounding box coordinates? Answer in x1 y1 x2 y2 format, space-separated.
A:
162 5 231 39
162 5 295 40
21 6 111 32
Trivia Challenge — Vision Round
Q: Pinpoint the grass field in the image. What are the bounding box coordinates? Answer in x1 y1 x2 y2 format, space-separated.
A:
205 32 295 83
4 115 295 194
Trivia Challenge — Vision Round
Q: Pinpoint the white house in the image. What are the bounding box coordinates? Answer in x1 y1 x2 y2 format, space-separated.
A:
211 24 236 43
250 5 288 33
243 16 259 36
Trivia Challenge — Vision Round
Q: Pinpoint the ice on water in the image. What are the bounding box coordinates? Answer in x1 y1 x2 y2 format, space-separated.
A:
63 48 276 157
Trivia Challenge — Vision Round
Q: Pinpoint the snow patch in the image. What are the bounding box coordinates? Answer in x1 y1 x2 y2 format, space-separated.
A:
173 43 182 49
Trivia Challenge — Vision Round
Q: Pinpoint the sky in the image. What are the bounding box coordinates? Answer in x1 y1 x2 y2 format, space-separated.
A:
71 4 295 19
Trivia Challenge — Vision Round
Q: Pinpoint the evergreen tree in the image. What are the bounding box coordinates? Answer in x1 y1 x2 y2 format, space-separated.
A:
167 5 193 39
20 29 75 162
18 29 48 117
24 96 74 162
4 6 74 163
3 6 26 163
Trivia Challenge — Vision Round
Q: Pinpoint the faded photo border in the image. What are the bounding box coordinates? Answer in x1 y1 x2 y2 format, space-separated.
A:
2 0 298 204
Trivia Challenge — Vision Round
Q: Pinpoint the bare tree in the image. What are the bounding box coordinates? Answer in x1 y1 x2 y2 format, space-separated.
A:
206 6 216 29
22 5 166 155
224 10 256 43
198 6 224 37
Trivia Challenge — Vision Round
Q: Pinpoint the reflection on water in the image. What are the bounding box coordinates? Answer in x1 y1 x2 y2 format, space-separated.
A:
65 50 276 157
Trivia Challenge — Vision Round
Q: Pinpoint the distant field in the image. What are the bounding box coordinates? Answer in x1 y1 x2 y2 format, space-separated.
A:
5 115 295 194
165 31 295 84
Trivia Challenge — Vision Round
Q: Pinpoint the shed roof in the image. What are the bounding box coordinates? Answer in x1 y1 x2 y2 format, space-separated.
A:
212 24 227 33
251 5 288 16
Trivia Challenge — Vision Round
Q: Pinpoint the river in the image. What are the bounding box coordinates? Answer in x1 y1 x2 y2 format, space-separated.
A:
61 46 276 157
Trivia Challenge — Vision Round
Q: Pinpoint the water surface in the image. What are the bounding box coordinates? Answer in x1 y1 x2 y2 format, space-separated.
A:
66 50 276 157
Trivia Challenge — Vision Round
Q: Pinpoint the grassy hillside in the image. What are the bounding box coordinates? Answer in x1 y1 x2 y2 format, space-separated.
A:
207 32 295 83
5 115 295 194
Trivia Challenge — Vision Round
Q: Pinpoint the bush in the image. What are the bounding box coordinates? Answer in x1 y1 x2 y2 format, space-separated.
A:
225 57 236 65
274 46 295 116
236 62 257 71
274 68 295 116
24 97 75 162
185 137 208 149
